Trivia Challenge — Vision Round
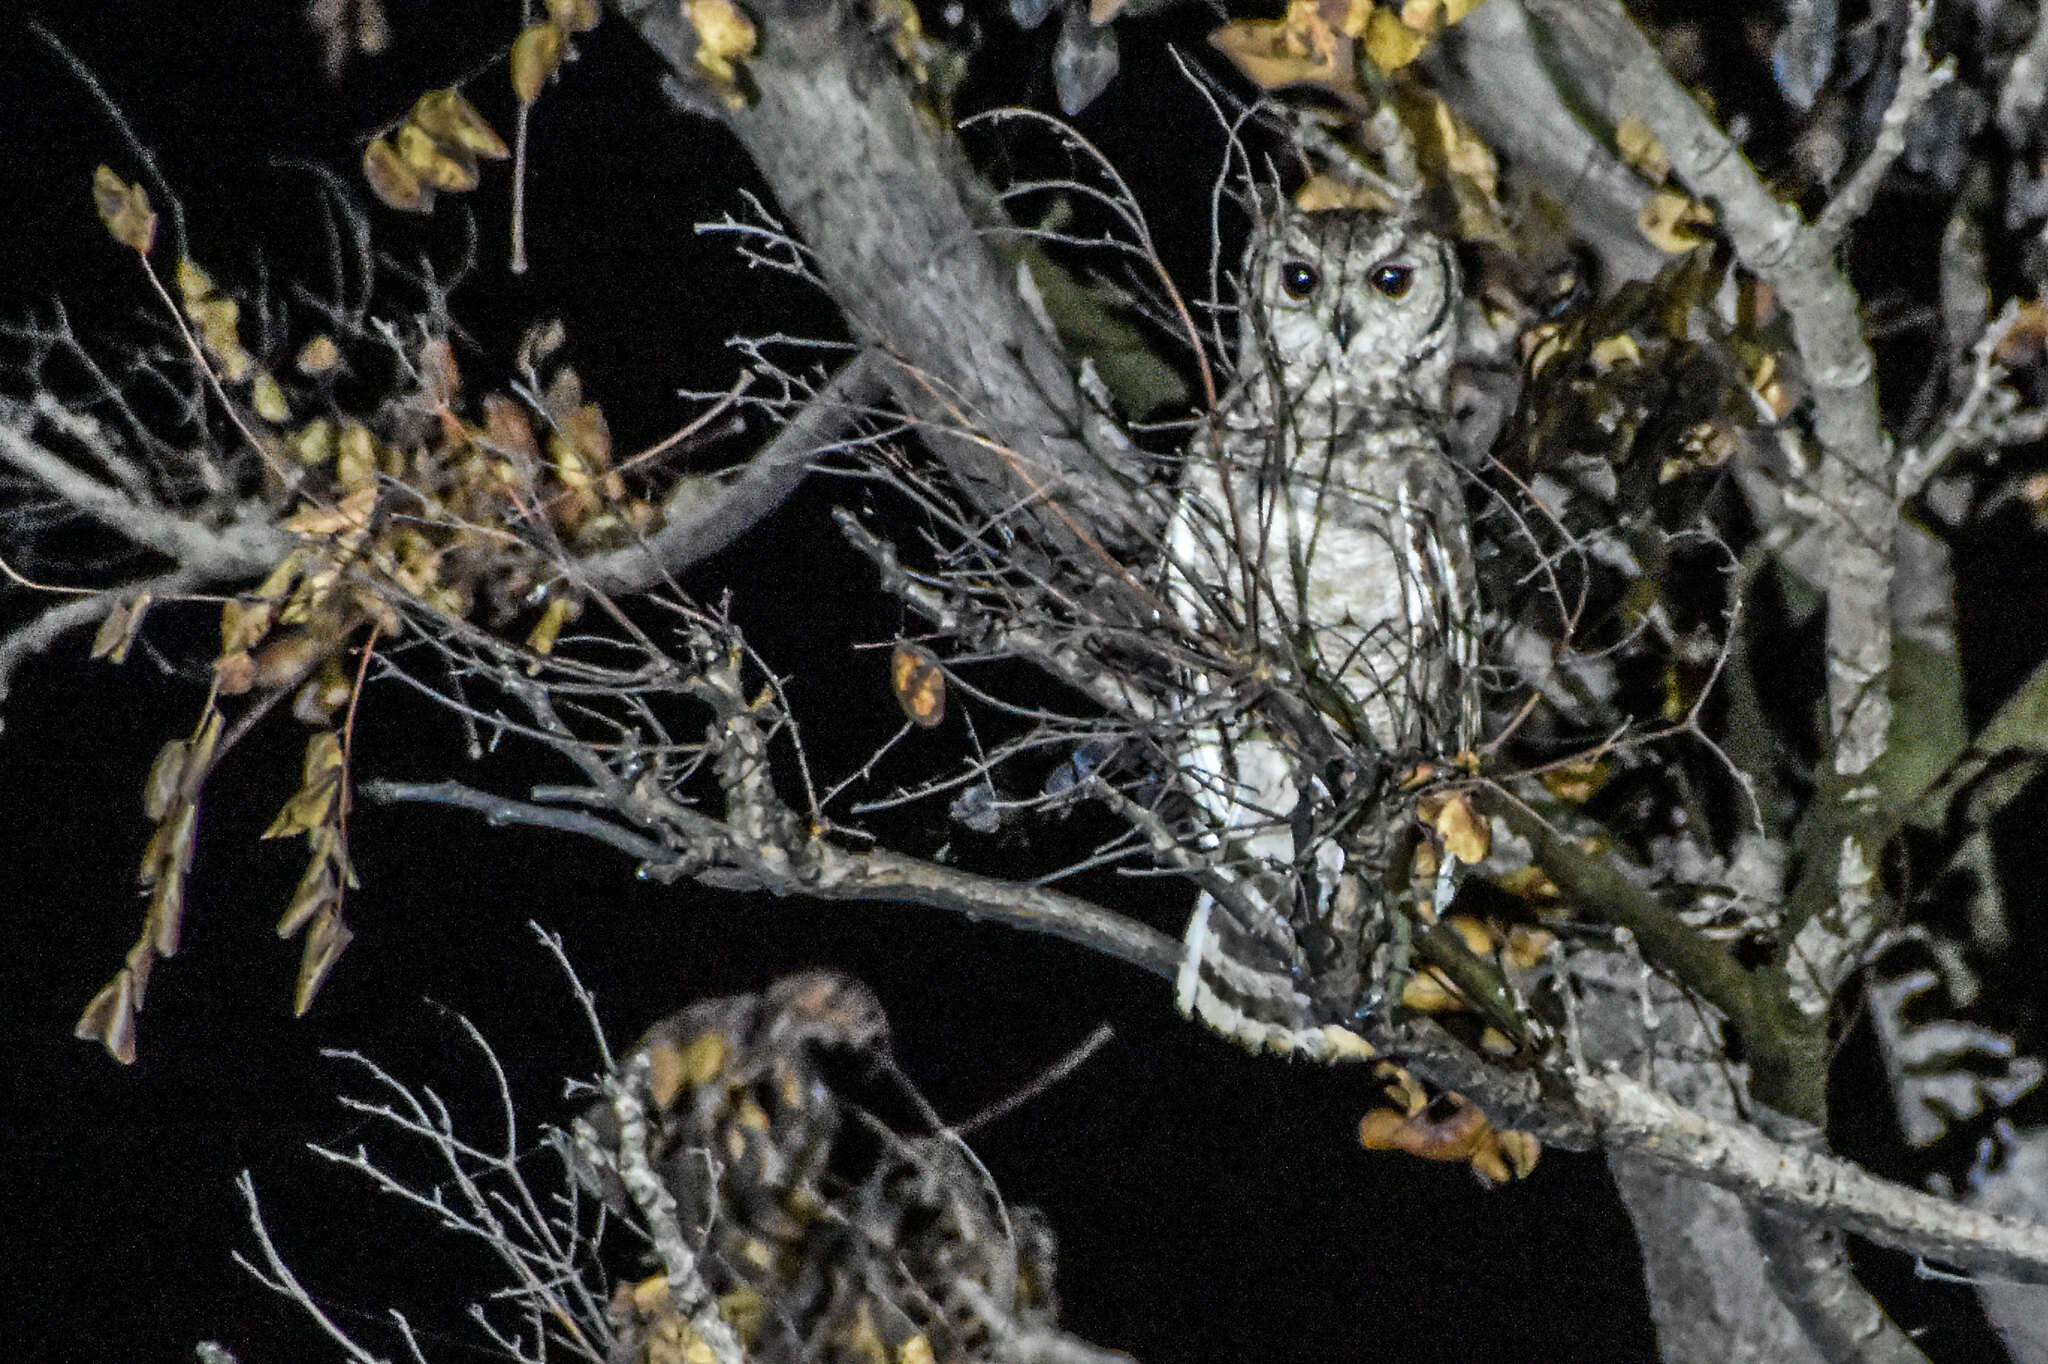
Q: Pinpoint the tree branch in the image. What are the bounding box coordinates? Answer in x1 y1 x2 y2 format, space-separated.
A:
612 0 1151 561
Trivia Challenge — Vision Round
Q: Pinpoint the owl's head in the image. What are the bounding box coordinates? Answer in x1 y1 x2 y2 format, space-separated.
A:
1240 206 1460 416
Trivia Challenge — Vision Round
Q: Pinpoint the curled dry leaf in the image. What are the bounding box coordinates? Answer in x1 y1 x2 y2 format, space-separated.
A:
512 20 567 103
91 592 154 666
293 907 354 1016
92 166 157 254
1639 188 1715 253
364 136 431 212
685 0 758 95
408 88 509 160
296 334 342 375
1615 114 1671 184
891 644 947 728
1210 0 1353 92
1430 790 1490 863
546 0 602 32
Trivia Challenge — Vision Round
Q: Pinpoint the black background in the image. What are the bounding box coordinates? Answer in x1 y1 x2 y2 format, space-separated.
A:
0 4 1910 1360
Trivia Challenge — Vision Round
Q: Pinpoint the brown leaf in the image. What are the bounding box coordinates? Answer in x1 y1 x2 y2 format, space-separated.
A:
1210 1 1350 91
1430 790 1490 864
294 908 354 1016
511 21 566 104
396 121 480 193
278 857 339 938
408 88 510 159
685 0 758 87
92 166 157 254
363 136 431 212
891 644 946 728
143 739 188 822
1638 188 1714 253
296 334 342 375
545 0 602 32
91 592 154 665
75 970 140 1064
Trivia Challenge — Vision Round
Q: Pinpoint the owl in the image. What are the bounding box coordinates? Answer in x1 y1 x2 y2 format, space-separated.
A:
1164 202 1479 1057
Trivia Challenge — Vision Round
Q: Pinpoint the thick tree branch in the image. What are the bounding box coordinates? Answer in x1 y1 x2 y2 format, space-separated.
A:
613 0 1150 562
1575 1066 2048 1288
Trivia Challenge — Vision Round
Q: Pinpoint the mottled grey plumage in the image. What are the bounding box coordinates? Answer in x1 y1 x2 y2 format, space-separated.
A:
1166 203 1478 1054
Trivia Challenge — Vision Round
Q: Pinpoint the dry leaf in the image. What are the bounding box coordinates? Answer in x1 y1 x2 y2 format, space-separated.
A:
686 0 758 91
1362 7 1427 69
364 136 431 212
1639 188 1714 252
1615 114 1671 184
294 907 354 1015
1431 791 1490 863
409 88 510 159
75 970 140 1064
890 644 946 728
547 0 602 31
512 21 567 103
296 334 342 375
92 166 157 254
92 592 154 666
396 121 480 192
1209 0 1348 91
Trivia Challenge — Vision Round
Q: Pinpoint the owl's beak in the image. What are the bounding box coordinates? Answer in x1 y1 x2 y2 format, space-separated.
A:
1331 306 1355 349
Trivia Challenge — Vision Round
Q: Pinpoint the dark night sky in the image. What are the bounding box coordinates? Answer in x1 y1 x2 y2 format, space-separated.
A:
0 5 1679 1361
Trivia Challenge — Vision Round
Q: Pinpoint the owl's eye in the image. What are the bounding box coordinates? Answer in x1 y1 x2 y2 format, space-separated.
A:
1279 260 1319 299
1369 262 1414 299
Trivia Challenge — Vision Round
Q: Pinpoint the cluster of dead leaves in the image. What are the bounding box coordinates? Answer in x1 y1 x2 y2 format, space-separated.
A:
588 974 1070 1364
1210 0 1487 94
1358 1062 1541 1186
364 87 511 214
80 169 662 1060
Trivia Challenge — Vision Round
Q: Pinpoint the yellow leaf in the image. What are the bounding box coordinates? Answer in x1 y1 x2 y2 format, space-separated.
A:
252 372 290 423
296 334 342 375
525 594 575 656
92 166 157 254
648 1029 729 1109
364 136 431 212
685 0 758 88
263 774 339 840
1590 332 1642 370
512 21 567 104
409 88 510 160
1615 114 1670 184
1210 0 1347 90
278 857 339 938
1293 172 1394 212
1363 8 1427 70
1433 98 1498 201
396 122 480 193
1442 0 1488 20
1431 791 1490 864
890 644 946 728
1538 756 1610 804
292 418 336 466
545 0 602 32
897 1337 935 1364
1638 188 1714 253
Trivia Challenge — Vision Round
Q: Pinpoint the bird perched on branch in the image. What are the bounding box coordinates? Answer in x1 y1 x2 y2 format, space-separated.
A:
1164 198 1480 1056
